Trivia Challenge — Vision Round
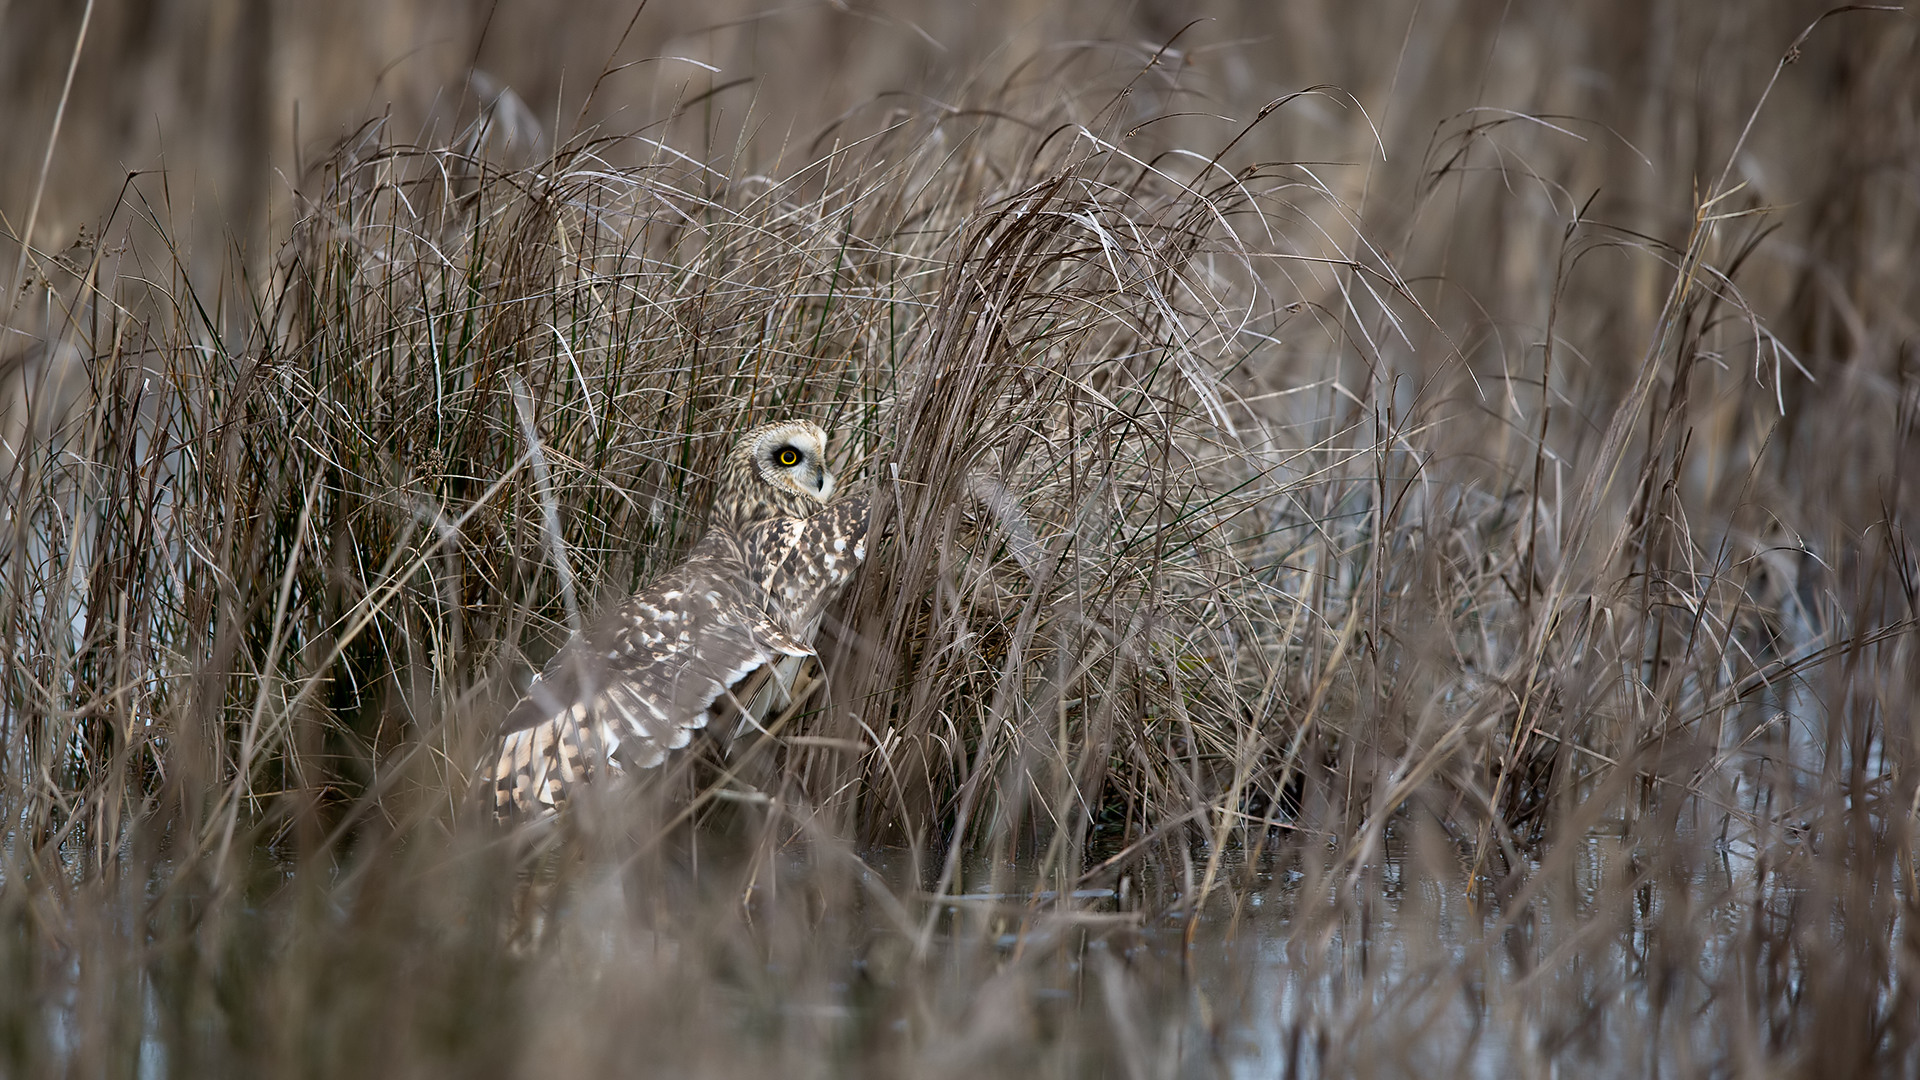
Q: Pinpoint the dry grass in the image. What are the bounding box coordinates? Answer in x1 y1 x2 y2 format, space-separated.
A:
2 3 1917 1077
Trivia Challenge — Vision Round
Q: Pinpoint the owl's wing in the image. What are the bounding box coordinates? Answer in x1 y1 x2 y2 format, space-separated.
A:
747 495 872 625
488 497 874 820
488 545 812 819
708 497 871 743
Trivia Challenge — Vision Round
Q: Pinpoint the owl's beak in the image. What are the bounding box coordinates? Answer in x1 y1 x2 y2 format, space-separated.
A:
813 466 834 500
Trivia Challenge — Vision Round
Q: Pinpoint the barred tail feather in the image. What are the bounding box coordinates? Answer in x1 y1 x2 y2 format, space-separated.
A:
492 703 611 818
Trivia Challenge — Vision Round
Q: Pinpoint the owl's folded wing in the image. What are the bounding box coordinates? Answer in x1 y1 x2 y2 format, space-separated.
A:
489 552 811 819
747 495 872 624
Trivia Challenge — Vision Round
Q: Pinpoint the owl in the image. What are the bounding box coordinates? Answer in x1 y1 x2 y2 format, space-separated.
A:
489 419 870 819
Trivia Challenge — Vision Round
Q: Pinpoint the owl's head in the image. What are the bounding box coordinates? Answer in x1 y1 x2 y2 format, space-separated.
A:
713 419 836 531
746 419 834 502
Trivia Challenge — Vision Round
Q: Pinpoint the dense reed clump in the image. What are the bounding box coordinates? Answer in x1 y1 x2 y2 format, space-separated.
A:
2 7 1917 1076
2 62 1350 860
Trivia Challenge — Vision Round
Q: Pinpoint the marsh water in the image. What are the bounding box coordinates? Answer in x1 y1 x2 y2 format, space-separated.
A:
13 782 1905 1080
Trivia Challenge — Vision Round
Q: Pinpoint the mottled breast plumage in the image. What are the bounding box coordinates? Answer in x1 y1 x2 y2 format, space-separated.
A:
488 420 869 819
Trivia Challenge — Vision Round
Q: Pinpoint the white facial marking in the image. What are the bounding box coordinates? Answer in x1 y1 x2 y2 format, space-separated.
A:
758 423 834 502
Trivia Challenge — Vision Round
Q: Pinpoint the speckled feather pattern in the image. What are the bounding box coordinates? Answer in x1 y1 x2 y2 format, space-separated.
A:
490 422 869 819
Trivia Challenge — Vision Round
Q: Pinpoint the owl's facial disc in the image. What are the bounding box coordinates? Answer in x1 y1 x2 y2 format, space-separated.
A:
758 425 833 502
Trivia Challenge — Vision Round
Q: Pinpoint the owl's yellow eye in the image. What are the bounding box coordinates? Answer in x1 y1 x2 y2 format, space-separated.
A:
776 446 802 468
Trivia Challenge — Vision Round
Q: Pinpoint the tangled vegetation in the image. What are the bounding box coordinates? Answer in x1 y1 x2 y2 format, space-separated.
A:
1 4 1915 1076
